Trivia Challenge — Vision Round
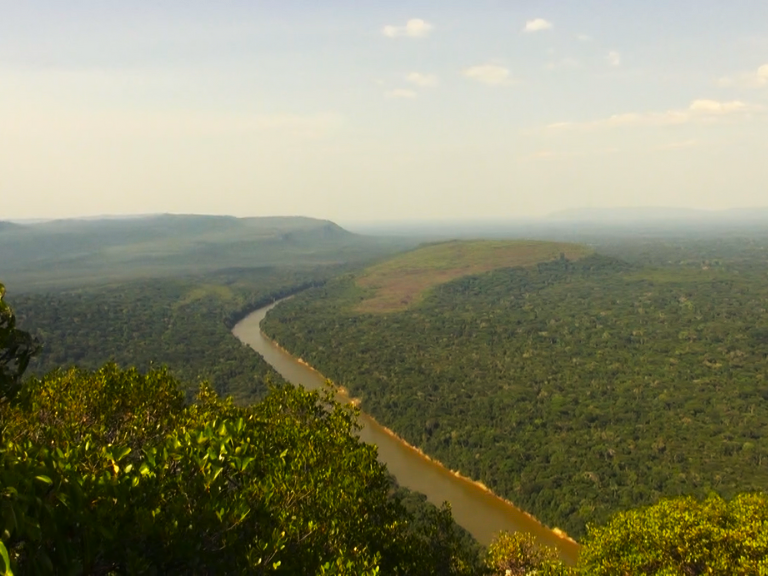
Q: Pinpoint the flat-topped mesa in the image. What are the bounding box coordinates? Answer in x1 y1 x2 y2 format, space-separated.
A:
355 239 591 313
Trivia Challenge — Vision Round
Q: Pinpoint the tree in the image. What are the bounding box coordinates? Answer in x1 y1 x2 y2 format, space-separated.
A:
486 531 573 576
0 287 484 574
0 283 39 401
0 364 481 574
578 493 768 575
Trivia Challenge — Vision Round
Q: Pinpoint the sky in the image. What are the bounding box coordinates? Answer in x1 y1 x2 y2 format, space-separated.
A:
2 0 767 222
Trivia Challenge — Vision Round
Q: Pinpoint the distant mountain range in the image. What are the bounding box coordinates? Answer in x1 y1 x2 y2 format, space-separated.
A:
0 221 21 232
0 214 413 292
547 207 768 222
348 207 768 242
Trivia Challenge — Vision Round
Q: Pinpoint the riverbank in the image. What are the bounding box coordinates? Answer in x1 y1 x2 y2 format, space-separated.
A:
289 345 577 546
232 302 580 563
279 337 577 546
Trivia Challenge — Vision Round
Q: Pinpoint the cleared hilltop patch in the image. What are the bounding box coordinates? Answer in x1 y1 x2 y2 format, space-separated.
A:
355 239 591 313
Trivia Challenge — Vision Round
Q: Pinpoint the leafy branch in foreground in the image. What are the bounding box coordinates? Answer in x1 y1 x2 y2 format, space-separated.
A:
0 363 482 574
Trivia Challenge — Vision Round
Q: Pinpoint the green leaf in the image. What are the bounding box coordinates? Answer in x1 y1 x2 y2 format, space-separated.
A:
115 446 132 461
0 540 13 576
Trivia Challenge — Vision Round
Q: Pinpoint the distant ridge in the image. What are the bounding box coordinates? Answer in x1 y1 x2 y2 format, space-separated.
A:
548 206 768 222
7 214 350 245
0 215 411 291
0 221 21 232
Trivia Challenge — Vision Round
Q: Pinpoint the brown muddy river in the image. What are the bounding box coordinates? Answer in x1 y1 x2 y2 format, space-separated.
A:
233 301 579 564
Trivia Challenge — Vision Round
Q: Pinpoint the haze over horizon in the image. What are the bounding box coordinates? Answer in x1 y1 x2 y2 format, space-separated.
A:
3 1 767 222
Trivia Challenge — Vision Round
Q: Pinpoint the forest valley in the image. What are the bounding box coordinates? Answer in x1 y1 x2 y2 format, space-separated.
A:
3 223 768 574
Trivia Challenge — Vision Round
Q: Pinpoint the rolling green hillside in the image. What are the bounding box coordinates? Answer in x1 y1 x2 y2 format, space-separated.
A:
262 240 768 537
0 214 414 291
355 239 591 313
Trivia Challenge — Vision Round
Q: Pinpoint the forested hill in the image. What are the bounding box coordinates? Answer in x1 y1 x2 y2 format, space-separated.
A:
0 214 414 291
262 240 768 537
0 221 20 232
351 239 591 312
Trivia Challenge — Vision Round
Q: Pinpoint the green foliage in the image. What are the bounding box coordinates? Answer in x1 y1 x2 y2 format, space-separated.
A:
483 494 768 575
0 283 39 402
10 268 334 403
0 362 481 574
591 234 768 275
486 531 573 575
0 540 12 576
263 251 768 537
7 246 768 573
393 485 485 573
355 239 590 313
395 496 486 576
578 493 768 575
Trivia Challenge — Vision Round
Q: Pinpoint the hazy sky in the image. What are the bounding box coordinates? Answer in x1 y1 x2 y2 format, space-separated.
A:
2 1 767 221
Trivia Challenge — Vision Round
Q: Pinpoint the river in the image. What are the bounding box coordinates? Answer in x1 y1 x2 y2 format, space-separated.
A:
233 301 579 564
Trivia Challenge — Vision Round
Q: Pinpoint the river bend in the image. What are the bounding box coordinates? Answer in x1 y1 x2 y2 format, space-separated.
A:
233 301 579 563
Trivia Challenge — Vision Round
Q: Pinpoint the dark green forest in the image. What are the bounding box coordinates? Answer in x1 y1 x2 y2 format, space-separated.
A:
9 266 339 403
3 215 419 404
5 225 768 573
4 283 768 575
2 281 489 575
262 242 768 537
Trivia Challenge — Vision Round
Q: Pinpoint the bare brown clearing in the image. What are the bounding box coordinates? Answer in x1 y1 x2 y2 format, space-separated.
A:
355 240 591 313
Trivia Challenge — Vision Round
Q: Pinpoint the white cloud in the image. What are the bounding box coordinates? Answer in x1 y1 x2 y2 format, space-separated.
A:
382 19 433 38
607 51 621 67
385 88 417 99
462 64 512 86
546 122 575 130
577 34 593 42
689 99 747 114
547 99 760 130
524 18 553 32
717 63 768 88
406 72 439 87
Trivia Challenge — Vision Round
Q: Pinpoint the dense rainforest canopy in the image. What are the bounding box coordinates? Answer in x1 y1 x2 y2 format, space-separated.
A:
8 266 339 403
4 238 768 574
262 242 768 538
1 285 485 574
